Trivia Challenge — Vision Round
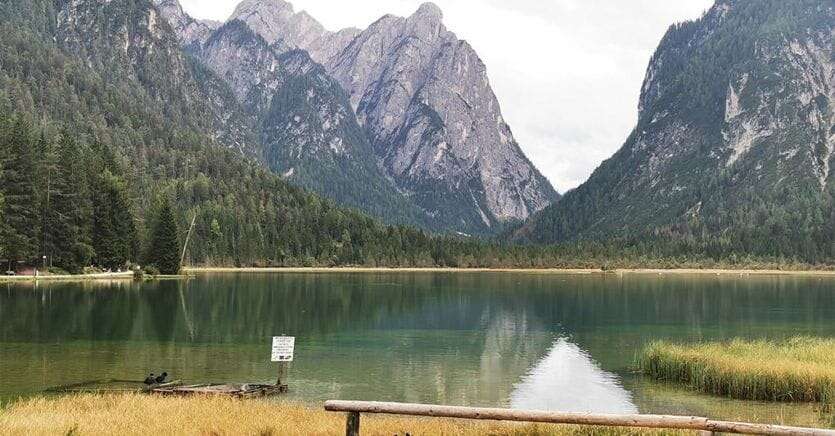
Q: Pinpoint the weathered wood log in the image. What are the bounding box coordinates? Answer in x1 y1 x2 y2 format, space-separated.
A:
276 361 288 387
152 383 283 398
325 401 708 429
345 411 360 436
323 401 835 436
707 420 833 436
46 379 181 394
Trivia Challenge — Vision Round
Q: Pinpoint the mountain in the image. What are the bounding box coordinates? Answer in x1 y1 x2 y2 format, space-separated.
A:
513 0 834 260
229 0 359 64
0 0 488 269
324 3 558 232
160 0 558 235
154 0 220 50
189 18 430 226
56 0 258 155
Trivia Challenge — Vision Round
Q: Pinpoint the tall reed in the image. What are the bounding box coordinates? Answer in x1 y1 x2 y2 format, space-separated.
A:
638 337 835 404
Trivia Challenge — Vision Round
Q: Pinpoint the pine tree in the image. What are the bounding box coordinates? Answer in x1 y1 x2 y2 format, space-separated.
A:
44 134 94 272
1 117 39 263
92 170 137 269
36 131 58 268
147 201 181 275
0 158 5 262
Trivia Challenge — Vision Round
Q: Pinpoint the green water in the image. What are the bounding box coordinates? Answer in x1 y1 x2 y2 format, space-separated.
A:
2 272 834 426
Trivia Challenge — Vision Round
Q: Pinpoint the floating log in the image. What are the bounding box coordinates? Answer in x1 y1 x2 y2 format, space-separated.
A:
47 379 286 399
46 379 182 394
152 383 287 398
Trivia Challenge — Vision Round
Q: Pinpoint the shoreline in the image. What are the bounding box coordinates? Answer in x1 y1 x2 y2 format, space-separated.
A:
5 267 835 283
185 266 835 276
0 271 135 283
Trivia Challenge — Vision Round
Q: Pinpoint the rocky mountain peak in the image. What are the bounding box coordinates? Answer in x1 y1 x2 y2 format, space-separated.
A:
155 0 184 16
233 0 295 17
414 2 444 22
231 0 297 43
153 0 558 234
228 0 357 64
404 1 446 38
325 2 558 230
152 0 219 48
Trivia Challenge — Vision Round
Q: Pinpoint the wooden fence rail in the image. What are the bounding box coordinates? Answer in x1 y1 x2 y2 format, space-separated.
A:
324 400 835 436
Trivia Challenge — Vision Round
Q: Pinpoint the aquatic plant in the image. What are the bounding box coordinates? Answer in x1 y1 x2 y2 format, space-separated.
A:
638 337 835 404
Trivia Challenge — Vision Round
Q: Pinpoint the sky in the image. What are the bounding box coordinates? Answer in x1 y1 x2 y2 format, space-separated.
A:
179 0 714 193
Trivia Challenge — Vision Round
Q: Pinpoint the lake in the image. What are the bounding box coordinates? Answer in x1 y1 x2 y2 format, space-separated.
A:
2 272 834 426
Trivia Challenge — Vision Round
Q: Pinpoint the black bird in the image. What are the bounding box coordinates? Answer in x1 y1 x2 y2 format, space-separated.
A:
143 373 156 385
154 372 168 384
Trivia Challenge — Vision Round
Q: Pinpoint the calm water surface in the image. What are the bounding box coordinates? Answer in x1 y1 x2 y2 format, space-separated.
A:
2 272 834 426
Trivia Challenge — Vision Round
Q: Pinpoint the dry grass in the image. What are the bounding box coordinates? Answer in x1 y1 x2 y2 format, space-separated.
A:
638 337 835 403
0 393 691 436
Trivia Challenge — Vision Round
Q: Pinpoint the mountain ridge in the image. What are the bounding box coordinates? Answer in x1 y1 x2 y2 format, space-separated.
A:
156 0 558 235
512 0 834 261
0 0 507 270
189 14 432 227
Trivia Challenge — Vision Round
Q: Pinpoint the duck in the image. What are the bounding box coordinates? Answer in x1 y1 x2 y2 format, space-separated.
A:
154 372 168 384
143 373 156 385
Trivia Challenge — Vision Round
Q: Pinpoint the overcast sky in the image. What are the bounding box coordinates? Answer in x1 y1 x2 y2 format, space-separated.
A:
180 0 713 192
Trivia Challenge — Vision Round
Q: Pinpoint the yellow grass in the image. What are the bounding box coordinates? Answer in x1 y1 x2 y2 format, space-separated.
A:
0 394 690 436
638 337 835 403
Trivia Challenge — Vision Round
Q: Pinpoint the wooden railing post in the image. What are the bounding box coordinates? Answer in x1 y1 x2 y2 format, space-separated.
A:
346 411 360 436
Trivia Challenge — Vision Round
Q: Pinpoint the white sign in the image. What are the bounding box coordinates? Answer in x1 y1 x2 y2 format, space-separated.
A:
271 336 295 362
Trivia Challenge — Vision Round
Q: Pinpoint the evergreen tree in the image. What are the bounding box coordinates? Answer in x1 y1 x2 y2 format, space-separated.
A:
0 158 5 261
36 131 58 268
0 117 39 263
43 134 94 272
147 201 181 275
92 170 137 269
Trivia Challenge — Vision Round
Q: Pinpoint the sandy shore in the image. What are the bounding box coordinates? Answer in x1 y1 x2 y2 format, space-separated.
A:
184 266 835 276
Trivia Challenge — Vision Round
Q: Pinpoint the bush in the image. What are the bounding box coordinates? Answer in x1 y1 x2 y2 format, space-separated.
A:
46 267 70 276
83 266 104 275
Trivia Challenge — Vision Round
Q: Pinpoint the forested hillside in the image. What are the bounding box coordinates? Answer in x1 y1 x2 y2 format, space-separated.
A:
159 0 558 236
0 0 604 273
0 0 474 271
513 0 834 263
4 0 833 272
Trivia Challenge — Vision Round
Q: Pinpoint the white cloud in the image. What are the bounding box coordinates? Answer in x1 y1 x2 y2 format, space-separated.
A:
179 0 713 192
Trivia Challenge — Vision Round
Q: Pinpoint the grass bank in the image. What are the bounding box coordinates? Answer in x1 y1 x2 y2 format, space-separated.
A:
638 337 835 403
0 394 690 436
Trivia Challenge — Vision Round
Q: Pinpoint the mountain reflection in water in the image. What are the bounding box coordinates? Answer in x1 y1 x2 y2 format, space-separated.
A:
3 272 835 427
510 338 637 413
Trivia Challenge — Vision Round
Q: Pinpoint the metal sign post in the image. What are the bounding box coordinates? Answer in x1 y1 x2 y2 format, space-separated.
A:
271 336 295 388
